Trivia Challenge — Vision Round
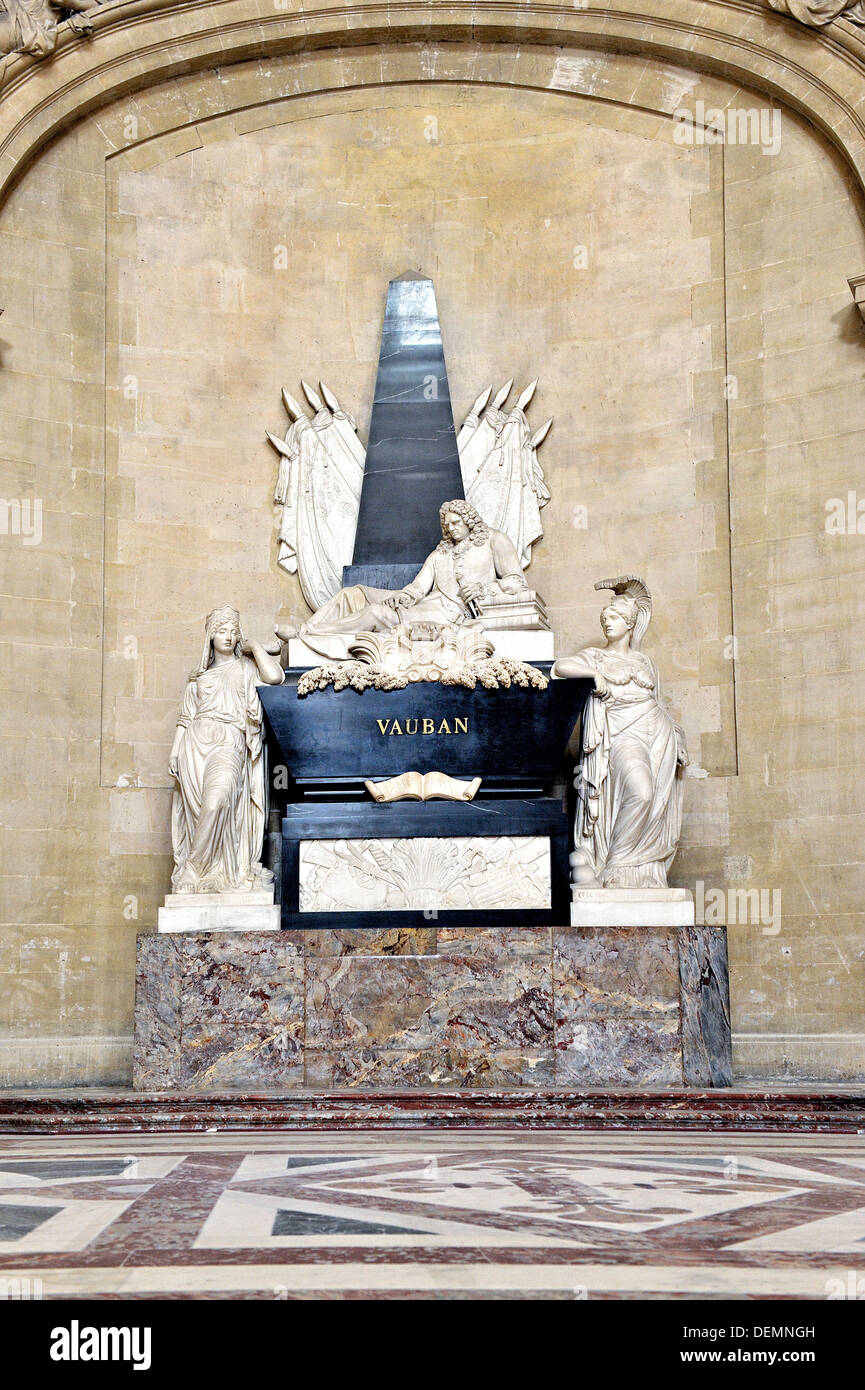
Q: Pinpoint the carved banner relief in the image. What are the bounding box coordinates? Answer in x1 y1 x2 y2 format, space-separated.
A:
298 836 552 913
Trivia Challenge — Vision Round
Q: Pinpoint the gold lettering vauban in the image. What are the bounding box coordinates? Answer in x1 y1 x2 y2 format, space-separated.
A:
375 717 469 736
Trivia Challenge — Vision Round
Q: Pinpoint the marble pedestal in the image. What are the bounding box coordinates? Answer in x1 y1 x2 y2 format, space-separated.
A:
571 888 695 927
133 920 732 1091
157 891 280 934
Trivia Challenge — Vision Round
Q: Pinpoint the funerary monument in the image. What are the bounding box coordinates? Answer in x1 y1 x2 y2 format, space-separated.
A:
133 273 731 1091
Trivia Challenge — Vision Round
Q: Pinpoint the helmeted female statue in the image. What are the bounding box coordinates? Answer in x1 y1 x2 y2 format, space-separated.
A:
552 576 689 889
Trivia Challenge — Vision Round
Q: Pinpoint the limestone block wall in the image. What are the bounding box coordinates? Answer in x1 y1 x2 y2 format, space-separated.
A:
1 33 864 1085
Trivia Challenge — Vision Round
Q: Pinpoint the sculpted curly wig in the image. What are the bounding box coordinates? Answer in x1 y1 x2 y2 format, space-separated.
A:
436 499 490 552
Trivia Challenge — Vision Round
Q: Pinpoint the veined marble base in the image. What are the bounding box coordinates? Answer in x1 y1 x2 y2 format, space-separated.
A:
9 1089 863 1134
287 627 554 668
571 888 695 927
133 921 731 1090
158 891 280 934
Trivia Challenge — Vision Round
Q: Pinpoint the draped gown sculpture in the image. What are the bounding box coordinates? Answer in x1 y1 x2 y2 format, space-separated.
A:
169 606 284 894
767 0 865 26
552 577 689 889
266 383 365 611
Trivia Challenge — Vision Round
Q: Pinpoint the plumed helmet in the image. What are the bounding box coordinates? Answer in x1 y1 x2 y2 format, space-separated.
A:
594 575 653 650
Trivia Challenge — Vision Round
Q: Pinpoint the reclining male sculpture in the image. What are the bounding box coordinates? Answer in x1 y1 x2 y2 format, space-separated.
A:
276 499 528 661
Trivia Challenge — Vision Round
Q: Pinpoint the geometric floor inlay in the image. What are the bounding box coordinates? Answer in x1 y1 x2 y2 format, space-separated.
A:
271 1209 427 1237
0 1204 62 1241
0 1132 863 1298
0 1160 136 1181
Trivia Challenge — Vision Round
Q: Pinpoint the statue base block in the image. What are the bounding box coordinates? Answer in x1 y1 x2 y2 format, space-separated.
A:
133 920 732 1090
158 891 280 934
571 888 695 927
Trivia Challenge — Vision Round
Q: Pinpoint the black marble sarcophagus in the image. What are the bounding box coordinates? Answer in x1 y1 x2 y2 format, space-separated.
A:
262 272 589 928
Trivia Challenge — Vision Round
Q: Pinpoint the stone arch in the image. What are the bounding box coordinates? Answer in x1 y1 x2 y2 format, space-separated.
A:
2 1 865 211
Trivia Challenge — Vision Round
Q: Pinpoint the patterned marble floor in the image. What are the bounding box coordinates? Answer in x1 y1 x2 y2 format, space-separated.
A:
0 1132 863 1299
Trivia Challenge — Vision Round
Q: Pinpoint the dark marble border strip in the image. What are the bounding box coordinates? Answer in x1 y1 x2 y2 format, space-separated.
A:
678 926 733 1088
0 1089 862 1133
132 935 182 1090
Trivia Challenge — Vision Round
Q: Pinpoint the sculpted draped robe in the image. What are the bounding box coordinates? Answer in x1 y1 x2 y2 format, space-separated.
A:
0 0 98 58
767 0 865 25
576 646 686 889
171 656 268 892
274 406 364 611
463 406 549 569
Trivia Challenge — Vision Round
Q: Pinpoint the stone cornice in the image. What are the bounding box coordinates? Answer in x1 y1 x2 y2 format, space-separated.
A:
2 1 865 209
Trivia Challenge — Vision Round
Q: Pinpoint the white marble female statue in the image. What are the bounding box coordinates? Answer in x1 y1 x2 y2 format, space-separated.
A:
169 607 284 894
552 576 688 889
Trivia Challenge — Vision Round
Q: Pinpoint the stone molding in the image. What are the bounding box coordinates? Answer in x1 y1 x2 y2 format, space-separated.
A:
4 1 865 209
1 1087 862 1132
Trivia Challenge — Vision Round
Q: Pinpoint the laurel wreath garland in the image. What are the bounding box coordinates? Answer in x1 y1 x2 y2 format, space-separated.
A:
441 657 548 690
296 662 407 695
296 656 548 696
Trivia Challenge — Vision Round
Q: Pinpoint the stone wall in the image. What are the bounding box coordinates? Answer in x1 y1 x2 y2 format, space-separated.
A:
1 36 864 1085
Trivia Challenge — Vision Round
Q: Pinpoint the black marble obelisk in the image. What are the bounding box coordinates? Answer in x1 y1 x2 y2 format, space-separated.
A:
343 272 464 590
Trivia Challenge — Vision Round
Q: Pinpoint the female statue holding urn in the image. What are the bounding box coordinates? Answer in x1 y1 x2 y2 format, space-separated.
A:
169 606 284 894
552 576 688 890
